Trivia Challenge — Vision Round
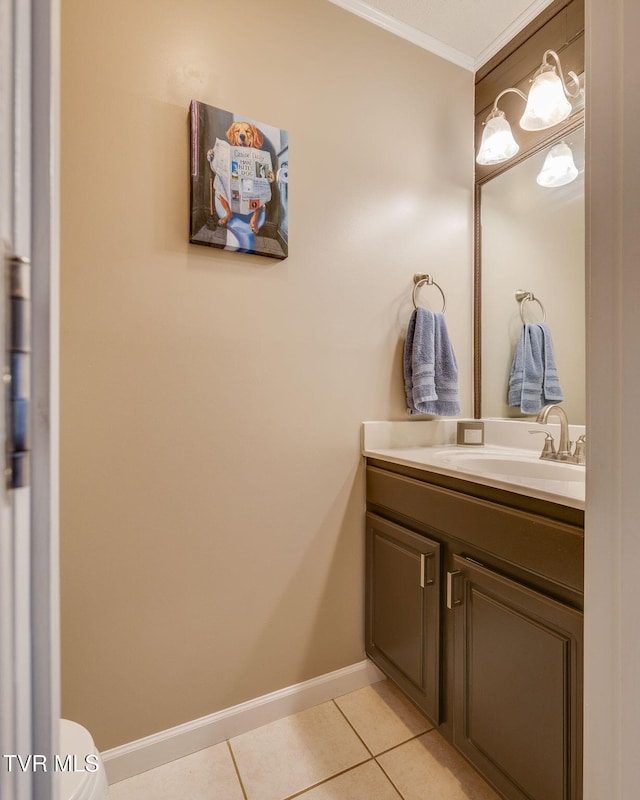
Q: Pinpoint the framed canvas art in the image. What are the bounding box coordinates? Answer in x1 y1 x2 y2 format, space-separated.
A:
190 100 289 260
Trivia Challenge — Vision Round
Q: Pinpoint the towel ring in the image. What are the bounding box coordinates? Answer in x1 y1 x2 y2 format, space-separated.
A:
413 273 446 313
515 289 546 323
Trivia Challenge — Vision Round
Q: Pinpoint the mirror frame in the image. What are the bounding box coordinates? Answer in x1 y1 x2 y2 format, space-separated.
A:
473 110 585 418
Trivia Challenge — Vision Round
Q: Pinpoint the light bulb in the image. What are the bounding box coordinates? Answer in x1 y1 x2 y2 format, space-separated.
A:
520 67 572 131
476 110 519 166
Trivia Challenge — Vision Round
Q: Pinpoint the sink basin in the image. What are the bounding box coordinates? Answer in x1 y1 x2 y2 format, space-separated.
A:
422 447 586 486
446 454 584 483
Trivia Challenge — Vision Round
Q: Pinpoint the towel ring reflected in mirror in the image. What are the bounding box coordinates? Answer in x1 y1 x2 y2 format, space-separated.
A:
515 289 546 323
413 273 447 313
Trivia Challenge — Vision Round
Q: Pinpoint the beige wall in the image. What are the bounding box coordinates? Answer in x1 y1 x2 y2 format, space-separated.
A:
60 0 473 749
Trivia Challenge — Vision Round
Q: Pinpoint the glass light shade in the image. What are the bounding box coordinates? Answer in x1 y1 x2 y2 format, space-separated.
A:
476 110 519 166
520 68 572 131
536 142 579 187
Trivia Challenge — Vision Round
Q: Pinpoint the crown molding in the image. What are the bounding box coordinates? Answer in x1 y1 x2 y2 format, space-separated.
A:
474 0 558 69
327 0 558 74
327 0 475 71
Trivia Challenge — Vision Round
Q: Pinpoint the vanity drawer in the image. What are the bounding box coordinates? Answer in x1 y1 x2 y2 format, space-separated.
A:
366 466 584 595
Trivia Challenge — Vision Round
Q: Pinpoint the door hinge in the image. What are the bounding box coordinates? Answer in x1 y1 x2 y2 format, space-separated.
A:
5 248 30 489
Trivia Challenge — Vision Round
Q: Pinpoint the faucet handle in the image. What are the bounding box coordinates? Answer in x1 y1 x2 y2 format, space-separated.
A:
529 429 556 458
573 434 586 465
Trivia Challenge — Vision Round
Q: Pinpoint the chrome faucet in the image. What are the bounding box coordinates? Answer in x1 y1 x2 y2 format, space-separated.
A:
530 404 586 464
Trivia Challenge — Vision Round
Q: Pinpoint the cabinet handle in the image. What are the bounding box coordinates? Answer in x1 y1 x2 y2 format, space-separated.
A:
420 552 435 588
446 570 462 609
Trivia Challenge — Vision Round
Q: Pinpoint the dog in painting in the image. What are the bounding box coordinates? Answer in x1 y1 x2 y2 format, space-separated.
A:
207 122 274 234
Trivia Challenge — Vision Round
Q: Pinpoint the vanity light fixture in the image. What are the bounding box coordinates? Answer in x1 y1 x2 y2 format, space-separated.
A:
520 50 581 130
536 141 579 187
475 89 525 166
476 49 583 167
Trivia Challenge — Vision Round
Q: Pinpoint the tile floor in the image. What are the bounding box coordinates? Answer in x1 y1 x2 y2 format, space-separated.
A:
109 680 501 800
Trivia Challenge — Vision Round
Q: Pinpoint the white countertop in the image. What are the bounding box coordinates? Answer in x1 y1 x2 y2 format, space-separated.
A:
362 420 586 511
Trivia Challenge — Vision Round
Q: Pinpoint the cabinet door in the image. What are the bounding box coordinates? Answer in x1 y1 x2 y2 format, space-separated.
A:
449 555 582 800
365 513 441 722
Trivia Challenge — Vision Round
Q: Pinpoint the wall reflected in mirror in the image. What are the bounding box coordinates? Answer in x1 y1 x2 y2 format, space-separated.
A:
480 124 585 424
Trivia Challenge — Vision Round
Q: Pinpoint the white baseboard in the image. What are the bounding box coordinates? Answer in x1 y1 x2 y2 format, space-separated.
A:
101 659 385 785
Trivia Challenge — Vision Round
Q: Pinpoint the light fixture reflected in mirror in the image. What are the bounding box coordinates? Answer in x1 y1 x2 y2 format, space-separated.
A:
536 141 579 187
476 49 583 167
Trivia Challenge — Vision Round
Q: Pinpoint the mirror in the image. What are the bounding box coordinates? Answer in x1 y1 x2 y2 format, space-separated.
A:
477 121 585 424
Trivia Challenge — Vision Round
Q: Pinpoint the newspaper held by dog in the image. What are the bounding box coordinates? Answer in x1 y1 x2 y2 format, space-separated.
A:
210 138 273 215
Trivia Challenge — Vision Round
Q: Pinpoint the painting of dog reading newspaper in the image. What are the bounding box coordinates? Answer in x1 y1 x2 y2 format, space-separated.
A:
190 101 289 259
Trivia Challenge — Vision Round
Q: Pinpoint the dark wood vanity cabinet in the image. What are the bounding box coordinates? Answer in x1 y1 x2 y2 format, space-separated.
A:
451 555 583 800
365 460 584 800
365 514 441 722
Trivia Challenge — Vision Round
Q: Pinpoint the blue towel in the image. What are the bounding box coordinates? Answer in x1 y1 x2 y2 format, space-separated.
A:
404 307 460 416
508 322 563 413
